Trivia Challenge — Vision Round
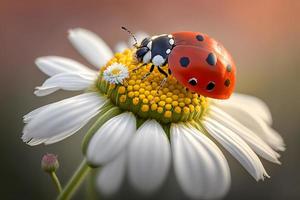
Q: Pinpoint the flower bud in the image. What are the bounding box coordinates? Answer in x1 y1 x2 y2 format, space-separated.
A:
41 153 59 173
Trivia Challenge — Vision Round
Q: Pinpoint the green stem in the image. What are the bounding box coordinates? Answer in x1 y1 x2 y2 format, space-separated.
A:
86 169 98 200
50 172 62 193
57 159 91 200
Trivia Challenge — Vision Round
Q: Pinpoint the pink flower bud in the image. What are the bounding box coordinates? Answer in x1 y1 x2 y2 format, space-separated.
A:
41 153 59 173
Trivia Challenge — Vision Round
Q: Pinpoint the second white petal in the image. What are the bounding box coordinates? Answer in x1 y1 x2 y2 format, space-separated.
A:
203 118 269 181
128 120 171 194
96 152 126 196
22 93 107 145
171 123 230 199
87 112 136 165
35 56 95 76
34 72 97 96
68 28 113 69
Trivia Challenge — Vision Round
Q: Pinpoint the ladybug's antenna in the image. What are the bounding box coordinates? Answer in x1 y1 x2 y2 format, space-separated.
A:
121 26 138 48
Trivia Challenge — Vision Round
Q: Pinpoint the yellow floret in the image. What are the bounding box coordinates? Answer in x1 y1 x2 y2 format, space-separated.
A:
179 102 185 107
157 107 164 113
151 90 157 96
184 98 191 105
166 97 172 104
172 101 179 107
151 103 158 111
183 107 190 114
165 104 172 110
133 85 140 91
139 88 145 94
119 95 127 103
128 92 135 98
142 98 149 104
166 92 173 97
127 85 133 91
175 106 182 114
162 88 169 93
118 86 126 94
164 111 172 118
195 105 201 112
133 97 139 105
147 95 154 101
160 95 167 100
189 105 195 112
159 101 166 107
154 97 160 103
141 104 149 112
172 95 179 100
139 94 146 99
128 80 135 85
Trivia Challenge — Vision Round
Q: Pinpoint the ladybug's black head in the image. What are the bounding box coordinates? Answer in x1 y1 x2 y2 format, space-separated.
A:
136 47 149 62
135 37 152 62
136 34 176 66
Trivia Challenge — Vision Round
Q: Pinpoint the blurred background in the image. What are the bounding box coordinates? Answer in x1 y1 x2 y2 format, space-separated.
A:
1 0 299 199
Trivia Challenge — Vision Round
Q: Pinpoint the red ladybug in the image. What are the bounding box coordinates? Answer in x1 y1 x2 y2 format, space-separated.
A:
123 27 236 99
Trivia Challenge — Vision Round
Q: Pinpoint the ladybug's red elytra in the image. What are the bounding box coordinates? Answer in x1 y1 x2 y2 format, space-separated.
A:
125 28 236 99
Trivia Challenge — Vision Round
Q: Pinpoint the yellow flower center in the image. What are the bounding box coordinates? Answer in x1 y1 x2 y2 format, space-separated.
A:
95 49 208 124
111 68 121 75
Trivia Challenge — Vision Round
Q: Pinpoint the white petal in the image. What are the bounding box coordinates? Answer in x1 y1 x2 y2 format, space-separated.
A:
171 123 230 199
35 56 95 76
215 101 285 151
23 104 50 123
87 112 136 165
203 118 269 181
128 120 171 194
22 93 107 145
34 72 97 96
68 28 113 69
96 152 126 196
215 93 272 125
209 106 281 164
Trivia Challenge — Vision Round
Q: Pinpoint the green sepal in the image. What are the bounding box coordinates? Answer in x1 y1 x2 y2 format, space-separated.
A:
162 123 171 140
136 117 146 129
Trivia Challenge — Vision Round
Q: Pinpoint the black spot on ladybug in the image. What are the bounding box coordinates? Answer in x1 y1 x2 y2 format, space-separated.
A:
180 57 190 67
226 64 232 72
224 79 230 87
206 81 215 91
206 53 217 66
188 78 197 86
196 35 204 41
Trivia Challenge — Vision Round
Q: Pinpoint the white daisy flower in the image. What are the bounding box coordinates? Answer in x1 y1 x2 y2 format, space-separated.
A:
102 63 129 84
22 28 285 200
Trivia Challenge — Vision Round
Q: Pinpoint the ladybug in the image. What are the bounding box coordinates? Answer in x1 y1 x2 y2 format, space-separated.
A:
122 27 236 99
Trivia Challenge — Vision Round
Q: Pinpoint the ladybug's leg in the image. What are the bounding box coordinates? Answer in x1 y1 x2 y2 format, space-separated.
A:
157 77 168 93
131 63 147 72
157 66 168 78
156 66 169 94
142 64 155 80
